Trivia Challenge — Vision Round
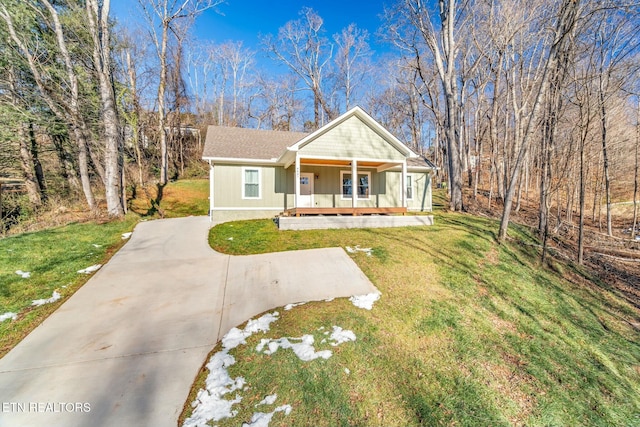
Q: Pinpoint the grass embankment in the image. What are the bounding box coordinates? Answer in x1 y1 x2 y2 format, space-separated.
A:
0 179 209 358
194 214 640 426
129 179 209 218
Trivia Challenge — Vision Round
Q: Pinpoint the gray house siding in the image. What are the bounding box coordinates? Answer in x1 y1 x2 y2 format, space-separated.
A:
213 164 432 215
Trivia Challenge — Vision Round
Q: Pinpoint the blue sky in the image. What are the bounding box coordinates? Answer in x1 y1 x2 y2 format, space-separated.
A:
112 0 393 54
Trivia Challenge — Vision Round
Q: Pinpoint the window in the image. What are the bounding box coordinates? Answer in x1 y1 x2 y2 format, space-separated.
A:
406 175 413 200
242 168 260 199
341 171 370 199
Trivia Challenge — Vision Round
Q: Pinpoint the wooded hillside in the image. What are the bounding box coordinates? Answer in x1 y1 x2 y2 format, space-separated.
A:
0 0 638 263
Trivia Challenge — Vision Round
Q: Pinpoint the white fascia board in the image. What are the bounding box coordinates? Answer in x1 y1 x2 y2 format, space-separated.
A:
202 156 279 165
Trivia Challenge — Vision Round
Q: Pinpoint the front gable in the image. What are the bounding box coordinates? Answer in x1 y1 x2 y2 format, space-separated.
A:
298 115 407 161
278 107 418 166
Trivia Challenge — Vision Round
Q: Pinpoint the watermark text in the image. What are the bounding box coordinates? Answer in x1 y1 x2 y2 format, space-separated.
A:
2 402 91 413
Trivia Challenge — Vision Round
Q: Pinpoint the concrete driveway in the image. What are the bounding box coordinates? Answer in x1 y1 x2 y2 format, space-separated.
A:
0 216 377 427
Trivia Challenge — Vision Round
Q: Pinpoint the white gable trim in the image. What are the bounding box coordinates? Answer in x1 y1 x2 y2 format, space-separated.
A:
277 107 419 164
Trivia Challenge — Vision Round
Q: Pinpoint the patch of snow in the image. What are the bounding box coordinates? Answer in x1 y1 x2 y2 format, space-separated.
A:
256 394 278 406
121 232 132 240
284 302 306 311
15 270 30 279
32 291 61 307
345 245 373 256
329 326 356 346
350 292 381 310
222 312 280 352
77 264 102 274
242 405 292 427
257 335 332 361
0 312 17 322
245 312 280 335
184 312 279 427
222 327 250 350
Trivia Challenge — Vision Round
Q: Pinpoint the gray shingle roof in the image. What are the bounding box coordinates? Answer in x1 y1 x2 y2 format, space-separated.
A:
407 157 437 169
202 126 309 160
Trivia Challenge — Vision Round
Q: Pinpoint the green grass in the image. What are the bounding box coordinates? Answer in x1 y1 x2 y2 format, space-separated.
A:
128 179 209 218
0 216 137 357
0 179 209 357
187 212 640 426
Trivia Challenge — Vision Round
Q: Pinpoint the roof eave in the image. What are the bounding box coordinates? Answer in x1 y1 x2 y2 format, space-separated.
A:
202 156 280 165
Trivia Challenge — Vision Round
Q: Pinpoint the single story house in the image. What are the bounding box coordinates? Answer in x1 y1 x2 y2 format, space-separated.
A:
203 106 437 222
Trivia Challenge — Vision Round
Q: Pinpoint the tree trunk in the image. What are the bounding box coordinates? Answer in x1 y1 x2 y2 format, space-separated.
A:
18 124 43 207
633 102 639 239
86 0 124 217
73 126 97 210
52 133 80 192
498 0 580 242
158 22 170 185
599 77 613 236
29 123 47 203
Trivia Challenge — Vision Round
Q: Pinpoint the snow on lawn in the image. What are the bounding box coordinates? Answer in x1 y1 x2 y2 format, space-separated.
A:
284 302 306 311
15 270 31 279
77 264 102 274
256 394 278 406
184 312 280 427
256 335 332 361
328 326 357 346
184 309 359 427
345 245 373 256
256 326 356 361
243 404 292 427
0 312 17 322
350 292 381 310
32 291 61 307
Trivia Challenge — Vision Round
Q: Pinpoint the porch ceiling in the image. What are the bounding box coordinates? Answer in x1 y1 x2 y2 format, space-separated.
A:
299 158 401 169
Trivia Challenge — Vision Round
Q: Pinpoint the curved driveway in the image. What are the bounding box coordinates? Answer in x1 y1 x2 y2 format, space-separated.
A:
0 216 377 427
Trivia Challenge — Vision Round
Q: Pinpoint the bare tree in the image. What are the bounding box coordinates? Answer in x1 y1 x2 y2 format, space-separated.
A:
332 23 372 111
497 0 582 242
138 0 220 185
385 0 469 211
263 7 335 130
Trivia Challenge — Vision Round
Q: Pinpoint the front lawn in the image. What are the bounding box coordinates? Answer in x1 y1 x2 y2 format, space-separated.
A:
0 179 210 358
185 213 640 426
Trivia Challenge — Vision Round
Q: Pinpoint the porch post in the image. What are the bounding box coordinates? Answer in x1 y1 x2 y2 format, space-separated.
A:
209 161 214 220
401 160 407 209
351 159 358 209
295 153 301 210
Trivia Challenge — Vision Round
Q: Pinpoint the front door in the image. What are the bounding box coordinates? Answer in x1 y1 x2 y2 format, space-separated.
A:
299 173 314 207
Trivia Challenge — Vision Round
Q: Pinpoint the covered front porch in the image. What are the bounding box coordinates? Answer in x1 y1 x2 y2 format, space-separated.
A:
285 154 410 215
